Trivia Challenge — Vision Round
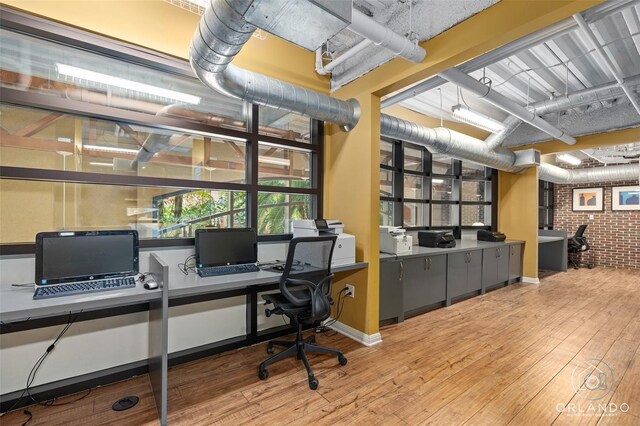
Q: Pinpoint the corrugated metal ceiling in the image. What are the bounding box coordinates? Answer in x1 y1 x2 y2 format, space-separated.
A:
394 1 640 144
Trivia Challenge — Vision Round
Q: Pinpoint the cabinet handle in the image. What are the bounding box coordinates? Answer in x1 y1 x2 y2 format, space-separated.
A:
427 257 432 270
399 261 404 281
465 252 470 263
499 248 502 257
425 257 428 270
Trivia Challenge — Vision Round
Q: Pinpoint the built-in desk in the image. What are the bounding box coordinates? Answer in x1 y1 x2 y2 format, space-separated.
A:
379 239 524 324
0 256 367 424
538 230 568 272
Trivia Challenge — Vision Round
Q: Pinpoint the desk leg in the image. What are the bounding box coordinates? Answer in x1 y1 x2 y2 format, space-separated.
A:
247 287 258 342
148 254 169 426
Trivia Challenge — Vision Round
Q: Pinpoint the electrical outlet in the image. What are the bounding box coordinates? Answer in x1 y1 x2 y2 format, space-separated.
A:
345 284 355 298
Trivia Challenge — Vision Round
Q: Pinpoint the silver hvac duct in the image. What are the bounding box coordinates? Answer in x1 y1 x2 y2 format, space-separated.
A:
529 74 640 116
439 68 576 145
539 162 640 184
380 114 525 173
190 0 360 131
485 115 521 150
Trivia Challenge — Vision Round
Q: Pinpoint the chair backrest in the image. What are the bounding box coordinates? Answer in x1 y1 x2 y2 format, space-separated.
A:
280 235 337 321
574 224 588 238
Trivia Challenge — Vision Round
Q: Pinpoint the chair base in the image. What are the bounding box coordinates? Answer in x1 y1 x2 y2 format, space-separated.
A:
568 256 595 270
258 324 347 390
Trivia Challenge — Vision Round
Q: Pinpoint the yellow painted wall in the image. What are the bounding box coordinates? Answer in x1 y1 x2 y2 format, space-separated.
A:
498 167 539 280
1 0 329 94
325 92 380 335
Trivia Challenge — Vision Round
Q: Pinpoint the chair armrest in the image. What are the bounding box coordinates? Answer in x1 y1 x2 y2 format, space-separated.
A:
282 278 317 306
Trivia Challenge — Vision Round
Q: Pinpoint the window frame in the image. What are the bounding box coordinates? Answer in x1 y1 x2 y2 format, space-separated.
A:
539 180 554 230
380 137 498 237
0 8 323 252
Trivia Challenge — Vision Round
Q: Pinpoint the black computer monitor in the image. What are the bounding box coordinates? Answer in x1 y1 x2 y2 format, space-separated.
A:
195 228 257 268
35 230 139 286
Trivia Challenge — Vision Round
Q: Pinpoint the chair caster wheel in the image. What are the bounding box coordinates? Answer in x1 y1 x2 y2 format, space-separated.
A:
308 377 318 390
338 355 348 366
266 344 274 354
258 368 269 380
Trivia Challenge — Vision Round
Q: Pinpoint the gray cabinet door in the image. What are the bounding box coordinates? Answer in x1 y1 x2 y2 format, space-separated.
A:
380 260 403 322
403 256 429 312
497 246 510 283
482 248 499 289
467 250 483 293
425 255 447 305
509 244 523 282
447 252 468 300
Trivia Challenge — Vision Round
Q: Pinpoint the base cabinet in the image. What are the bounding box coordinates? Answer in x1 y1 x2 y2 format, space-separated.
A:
509 243 523 282
379 260 403 322
403 255 447 312
380 243 523 325
446 251 482 304
482 246 510 291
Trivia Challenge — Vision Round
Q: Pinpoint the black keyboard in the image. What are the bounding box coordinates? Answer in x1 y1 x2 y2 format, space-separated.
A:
197 264 260 277
33 277 137 300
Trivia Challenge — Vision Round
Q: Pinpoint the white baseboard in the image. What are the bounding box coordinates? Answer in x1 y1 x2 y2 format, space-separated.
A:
325 319 382 347
522 276 540 284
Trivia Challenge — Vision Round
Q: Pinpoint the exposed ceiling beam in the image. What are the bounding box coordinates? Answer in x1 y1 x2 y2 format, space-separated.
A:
515 126 640 154
573 12 640 117
13 112 64 137
380 0 635 109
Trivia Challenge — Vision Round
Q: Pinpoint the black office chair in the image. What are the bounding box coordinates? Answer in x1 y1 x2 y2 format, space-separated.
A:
258 235 347 390
568 224 594 269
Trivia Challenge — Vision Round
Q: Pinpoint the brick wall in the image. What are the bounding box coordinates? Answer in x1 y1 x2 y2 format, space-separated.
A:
553 160 639 269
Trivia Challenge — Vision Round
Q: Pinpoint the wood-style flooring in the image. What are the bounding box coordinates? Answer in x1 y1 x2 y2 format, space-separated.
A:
3 267 640 425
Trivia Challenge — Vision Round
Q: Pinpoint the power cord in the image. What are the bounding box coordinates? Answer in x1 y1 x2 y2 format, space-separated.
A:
316 287 349 334
178 254 197 275
3 310 84 419
11 283 35 288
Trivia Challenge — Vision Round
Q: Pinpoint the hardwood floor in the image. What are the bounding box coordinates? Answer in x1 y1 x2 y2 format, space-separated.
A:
3 267 640 425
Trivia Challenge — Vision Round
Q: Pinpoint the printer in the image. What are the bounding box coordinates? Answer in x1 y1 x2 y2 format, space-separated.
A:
477 230 507 242
418 230 456 248
291 219 355 266
379 226 413 255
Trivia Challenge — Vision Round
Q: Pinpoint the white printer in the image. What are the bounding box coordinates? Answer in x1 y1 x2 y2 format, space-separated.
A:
291 219 356 266
380 226 413 255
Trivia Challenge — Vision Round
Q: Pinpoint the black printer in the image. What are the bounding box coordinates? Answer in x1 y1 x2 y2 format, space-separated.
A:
477 230 507 242
418 230 456 248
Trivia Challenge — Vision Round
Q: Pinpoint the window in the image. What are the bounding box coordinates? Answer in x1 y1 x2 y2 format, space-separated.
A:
0 18 322 246
539 180 554 230
379 139 496 236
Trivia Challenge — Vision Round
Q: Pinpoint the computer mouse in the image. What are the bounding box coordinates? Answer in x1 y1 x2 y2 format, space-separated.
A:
273 265 285 271
143 280 158 290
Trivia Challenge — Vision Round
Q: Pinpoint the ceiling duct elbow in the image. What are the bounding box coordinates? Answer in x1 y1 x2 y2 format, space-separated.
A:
539 162 639 184
189 0 360 131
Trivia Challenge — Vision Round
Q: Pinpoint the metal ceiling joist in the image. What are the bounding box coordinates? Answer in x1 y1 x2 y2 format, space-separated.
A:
573 12 640 116
381 0 638 109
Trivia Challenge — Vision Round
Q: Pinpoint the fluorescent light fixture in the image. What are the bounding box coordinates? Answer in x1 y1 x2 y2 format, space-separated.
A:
56 137 72 143
83 144 139 155
259 156 290 166
89 162 115 167
557 153 581 166
432 178 445 184
56 63 201 105
451 104 505 134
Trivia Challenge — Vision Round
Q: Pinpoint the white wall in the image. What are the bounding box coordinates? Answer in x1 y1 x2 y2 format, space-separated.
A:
0 242 289 395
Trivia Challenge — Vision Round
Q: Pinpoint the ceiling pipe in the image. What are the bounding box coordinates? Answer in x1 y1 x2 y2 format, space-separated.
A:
485 115 521 150
315 39 373 76
347 9 426 64
529 74 640 116
190 0 360 131
539 162 639 184
439 68 576 145
573 13 640 117
489 74 640 149
380 113 526 173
